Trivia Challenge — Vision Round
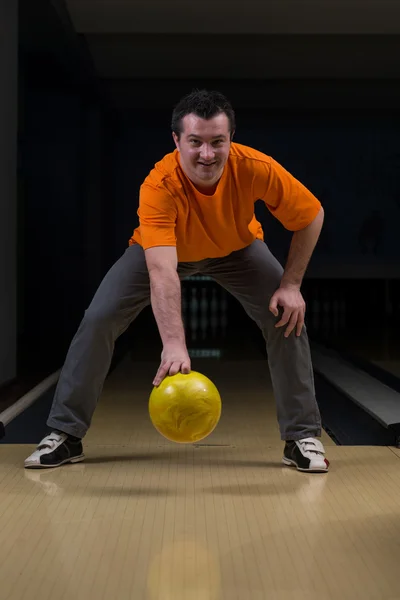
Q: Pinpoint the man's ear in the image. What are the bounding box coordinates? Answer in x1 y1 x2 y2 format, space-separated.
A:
172 132 180 150
230 129 235 141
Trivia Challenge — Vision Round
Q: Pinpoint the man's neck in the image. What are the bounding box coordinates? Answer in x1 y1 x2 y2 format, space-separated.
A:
192 181 219 196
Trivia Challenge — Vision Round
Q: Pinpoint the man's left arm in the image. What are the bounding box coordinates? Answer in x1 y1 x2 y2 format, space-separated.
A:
269 206 324 338
281 205 324 289
255 157 325 337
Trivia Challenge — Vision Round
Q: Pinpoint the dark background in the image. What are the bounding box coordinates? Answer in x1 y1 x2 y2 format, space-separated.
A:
10 0 400 387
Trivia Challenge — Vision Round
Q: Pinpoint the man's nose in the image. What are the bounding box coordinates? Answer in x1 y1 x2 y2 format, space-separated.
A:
199 144 215 162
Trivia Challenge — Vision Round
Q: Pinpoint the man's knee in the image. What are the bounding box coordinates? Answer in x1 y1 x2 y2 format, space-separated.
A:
83 300 119 331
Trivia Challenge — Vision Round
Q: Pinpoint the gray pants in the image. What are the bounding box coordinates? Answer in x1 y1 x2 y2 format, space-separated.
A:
47 240 321 441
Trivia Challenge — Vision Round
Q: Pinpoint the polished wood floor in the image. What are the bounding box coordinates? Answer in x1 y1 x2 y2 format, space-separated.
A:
1 358 400 600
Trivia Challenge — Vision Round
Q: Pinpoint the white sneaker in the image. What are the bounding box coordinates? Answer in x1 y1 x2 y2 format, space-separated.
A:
24 431 84 469
282 437 329 472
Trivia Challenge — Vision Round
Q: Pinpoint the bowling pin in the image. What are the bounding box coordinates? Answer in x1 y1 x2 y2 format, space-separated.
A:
200 287 208 340
190 288 199 340
210 288 218 338
220 289 228 337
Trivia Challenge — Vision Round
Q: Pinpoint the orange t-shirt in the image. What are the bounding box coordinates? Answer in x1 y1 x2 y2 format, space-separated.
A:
129 142 321 262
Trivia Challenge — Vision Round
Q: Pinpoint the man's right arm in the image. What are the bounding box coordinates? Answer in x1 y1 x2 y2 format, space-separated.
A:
145 246 190 385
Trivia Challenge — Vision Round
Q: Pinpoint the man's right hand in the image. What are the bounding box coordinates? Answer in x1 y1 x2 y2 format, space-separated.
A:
145 246 190 386
153 343 191 386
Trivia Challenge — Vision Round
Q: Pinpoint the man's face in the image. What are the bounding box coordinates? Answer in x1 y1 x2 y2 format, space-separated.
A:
173 113 232 191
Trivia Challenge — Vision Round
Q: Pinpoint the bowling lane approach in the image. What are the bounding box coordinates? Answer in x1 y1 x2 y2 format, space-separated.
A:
1 356 400 600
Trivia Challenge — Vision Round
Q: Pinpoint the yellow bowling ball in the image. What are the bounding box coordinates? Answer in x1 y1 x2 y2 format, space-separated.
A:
149 371 221 443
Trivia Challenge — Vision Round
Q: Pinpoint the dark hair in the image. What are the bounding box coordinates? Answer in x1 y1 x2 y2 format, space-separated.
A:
171 89 236 139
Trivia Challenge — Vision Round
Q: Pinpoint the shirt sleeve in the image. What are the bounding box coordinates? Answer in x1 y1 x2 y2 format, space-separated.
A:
253 157 322 231
137 182 177 249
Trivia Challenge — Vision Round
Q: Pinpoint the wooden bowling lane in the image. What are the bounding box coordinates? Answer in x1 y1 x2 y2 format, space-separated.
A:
1 358 400 600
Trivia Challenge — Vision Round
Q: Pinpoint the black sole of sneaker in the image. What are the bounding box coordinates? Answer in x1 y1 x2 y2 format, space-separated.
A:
282 457 329 473
24 454 85 469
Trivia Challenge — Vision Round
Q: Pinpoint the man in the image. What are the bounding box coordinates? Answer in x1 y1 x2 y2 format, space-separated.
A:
25 89 329 473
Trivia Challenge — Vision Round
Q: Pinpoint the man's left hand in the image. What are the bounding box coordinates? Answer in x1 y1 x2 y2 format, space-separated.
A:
269 285 306 338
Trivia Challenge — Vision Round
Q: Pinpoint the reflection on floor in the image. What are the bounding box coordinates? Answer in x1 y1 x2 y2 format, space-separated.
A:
1 358 400 600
